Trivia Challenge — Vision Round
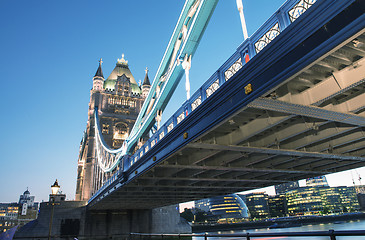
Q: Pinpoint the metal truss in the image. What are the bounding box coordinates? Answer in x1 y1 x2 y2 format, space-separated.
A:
89 0 365 208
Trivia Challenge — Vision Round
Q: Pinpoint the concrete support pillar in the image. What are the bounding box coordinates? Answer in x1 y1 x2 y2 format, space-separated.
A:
15 202 191 240
85 205 191 238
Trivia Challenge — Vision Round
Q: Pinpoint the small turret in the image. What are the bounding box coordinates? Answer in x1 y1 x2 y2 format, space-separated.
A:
142 67 151 98
93 58 105 91
23 188 30 197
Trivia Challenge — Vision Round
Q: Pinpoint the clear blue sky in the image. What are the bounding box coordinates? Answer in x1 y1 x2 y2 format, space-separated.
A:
1 0 363 203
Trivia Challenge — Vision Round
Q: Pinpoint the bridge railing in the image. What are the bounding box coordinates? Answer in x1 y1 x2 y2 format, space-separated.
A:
130 229 365 240
12 229 365 240
125 0 318 171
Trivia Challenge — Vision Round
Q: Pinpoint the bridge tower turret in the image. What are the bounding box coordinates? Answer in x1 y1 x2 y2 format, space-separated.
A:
76 56 148 201
142 67 151 98
76 59 105 201
93 58 104 91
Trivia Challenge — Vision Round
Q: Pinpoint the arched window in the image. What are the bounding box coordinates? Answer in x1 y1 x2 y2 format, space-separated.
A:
113 123 128 140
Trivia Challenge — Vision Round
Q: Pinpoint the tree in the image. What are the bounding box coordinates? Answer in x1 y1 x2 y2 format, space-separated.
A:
322 206 329 215
195 209 207 222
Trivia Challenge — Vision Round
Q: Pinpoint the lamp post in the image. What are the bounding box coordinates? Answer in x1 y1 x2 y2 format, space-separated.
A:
48 179 60 240
51 179 60 195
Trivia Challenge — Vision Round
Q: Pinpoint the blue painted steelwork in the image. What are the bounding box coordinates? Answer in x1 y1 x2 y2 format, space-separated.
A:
127 0 219 152
93 0 219 172
89 0 364 204
125 0 328 158
123 0 326 171
93 0 327 173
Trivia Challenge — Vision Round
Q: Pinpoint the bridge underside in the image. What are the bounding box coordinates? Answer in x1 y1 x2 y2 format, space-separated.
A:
89 1 365 210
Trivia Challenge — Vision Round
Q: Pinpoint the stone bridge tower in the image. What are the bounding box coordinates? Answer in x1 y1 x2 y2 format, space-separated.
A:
75 56 150 201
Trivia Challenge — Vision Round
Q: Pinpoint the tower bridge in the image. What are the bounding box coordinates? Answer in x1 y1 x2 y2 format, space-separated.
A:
13 0 365 238
73 0 365 213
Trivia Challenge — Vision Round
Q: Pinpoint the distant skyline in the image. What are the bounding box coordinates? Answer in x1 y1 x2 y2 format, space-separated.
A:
1 0 364 203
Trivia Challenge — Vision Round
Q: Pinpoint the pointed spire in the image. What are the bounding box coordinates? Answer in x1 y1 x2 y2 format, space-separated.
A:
94 58 104 78
143 67 150 86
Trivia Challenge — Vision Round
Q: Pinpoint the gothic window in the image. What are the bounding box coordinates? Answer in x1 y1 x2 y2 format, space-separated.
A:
117 83 124 93
108 97 113 105
113 123 128 140
129 100 135 108
102 124 109 134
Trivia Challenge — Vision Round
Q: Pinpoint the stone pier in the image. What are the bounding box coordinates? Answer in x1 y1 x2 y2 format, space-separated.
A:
14 201 191 240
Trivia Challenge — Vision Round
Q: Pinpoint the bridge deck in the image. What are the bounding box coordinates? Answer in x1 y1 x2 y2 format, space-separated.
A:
89 0 365 209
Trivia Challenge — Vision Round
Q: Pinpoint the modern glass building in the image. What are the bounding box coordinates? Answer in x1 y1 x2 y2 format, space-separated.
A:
286 187 323 215
195 198 210 212
239 192 270 219
336 186 360 212
195 194 249 220
306 176 329 187
319 187 342 213
275 181 299 195
286 186 360 215
0 203 19 233
268 195 286 217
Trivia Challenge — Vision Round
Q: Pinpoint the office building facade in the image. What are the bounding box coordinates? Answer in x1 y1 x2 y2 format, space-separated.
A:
239 192 270 219
195 194 249 220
